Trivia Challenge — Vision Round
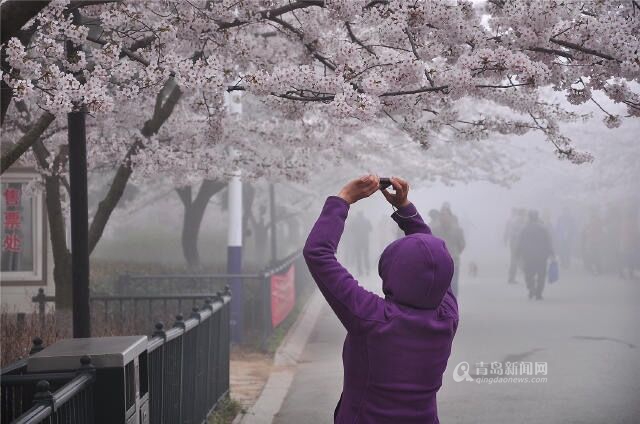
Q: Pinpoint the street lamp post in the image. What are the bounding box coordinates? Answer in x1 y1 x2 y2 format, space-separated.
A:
227 171 243 343
66 13 90 337
67 107 91 338
225 91 244 343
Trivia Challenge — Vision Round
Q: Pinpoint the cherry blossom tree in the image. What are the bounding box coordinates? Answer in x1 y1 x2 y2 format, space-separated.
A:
1 0 639 310
1 83 182 313
3 0 639 167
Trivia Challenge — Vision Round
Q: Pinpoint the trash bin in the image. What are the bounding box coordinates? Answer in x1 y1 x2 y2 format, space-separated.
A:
28 335 149 424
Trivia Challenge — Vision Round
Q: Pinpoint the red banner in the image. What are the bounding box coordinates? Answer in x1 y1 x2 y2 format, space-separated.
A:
270 264 295 328
3 186 23 253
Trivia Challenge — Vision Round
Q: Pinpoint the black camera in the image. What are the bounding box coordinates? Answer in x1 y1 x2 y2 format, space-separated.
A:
379 177 392 190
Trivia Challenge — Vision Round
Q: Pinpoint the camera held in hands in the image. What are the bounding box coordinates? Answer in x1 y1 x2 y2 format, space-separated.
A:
379 177 392 190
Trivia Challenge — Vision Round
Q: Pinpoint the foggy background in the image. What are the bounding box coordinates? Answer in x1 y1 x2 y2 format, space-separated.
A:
88 93 640 423
1 0 638 422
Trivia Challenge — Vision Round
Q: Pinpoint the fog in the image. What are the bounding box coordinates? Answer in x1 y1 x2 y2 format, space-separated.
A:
315 115 639 423
85 90 640 423
2 1 638 422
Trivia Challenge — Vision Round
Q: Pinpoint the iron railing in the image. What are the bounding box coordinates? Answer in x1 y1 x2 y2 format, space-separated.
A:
145 291 231 424
31 290 225 336
2 292 231 424
11 374 95 424
31 250 312 349
1 355 95 424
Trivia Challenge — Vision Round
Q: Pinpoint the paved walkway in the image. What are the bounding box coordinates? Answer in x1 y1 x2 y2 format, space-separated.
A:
272 270 640 423
272 305 344 424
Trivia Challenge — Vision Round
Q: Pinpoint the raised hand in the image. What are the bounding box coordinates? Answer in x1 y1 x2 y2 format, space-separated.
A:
338 174 380 205
381 177 410 208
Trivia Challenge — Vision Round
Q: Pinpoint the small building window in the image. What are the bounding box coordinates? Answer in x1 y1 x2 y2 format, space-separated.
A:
1 172 46 285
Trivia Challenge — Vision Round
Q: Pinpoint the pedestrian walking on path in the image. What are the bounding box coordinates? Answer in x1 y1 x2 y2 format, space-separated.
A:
303 175 459 424
433 202 465 297
517 210 554 300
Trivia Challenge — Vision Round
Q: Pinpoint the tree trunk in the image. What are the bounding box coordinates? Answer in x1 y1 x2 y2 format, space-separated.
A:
28 81 181 313
33 141 72 316
33 143 72 333
177 180 226 269
46 176 72 314
52 253 73 338
182 205 202 269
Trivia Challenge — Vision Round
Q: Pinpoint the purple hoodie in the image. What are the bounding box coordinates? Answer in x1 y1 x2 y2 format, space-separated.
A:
303 196 459 424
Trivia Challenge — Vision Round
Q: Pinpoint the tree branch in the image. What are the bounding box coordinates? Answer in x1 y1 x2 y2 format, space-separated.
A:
380 85 449 97
0 1 49 45
124 36 155 53
346 22 376 56
193 179 225 209
176 186 192 207
528 46 575 60
1 0 119 44
549 37 619 62
364 0 389 8
275 92 335 101
1 10 40 127
87 81 182 254
217 0 325 30
476 82 534 89
67 0 121 9
405 27 421 60
86 34 151 66
268 16 337 71
1 111 55 174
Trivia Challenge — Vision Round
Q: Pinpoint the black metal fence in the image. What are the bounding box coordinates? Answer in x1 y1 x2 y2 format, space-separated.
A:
31 250 312 349
3 364 95 424
145 291 231 424
3 248 313 423
2 292 231 424
31 289 226 336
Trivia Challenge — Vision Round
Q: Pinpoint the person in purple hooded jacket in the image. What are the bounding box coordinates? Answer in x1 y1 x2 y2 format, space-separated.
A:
303 175 459 424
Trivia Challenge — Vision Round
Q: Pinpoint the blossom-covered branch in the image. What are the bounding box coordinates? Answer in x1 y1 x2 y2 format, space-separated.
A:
1 0 638 179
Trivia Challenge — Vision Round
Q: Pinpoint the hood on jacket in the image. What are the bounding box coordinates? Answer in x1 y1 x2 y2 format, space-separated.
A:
378 233 454 309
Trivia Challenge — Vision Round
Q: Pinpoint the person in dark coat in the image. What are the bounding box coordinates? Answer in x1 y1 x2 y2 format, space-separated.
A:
304 175 458 424
517 210 554 300
436 204 465 297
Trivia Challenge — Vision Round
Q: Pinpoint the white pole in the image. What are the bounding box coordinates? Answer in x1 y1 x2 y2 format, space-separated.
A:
228 171 243 248
225 90 244 343
227 169 243 343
